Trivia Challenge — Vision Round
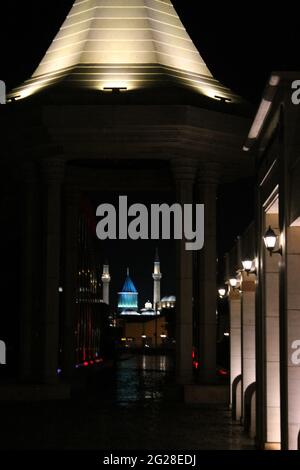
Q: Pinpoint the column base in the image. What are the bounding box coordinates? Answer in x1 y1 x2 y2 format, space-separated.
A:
264 442 281 451
0 383 70 401
184 384 229 405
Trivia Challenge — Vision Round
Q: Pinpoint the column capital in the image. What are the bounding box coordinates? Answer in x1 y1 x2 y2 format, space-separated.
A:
198 162 221 185
171 157 198 183
240 272 256 292
228 289 241 300
41 158 65 184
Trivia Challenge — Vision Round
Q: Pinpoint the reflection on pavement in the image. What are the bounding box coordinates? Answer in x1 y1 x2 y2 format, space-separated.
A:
115 354 174 405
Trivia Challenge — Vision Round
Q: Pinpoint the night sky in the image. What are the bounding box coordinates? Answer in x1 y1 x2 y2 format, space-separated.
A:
2 1 300 306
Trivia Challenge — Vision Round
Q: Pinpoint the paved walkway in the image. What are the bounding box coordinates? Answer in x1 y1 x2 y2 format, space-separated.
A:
0 355 254 450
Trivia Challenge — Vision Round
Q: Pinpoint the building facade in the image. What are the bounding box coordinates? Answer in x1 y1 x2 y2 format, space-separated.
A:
225 73 300 450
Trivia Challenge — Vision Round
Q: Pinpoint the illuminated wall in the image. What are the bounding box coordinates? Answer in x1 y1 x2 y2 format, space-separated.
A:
118 292 139 309
123 316 169 348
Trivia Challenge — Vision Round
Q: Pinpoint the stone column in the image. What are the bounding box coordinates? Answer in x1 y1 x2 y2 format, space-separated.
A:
20 161 38 380
197 163 219 383
265 214 281 448
241 273 256 420
286 226 300 449
41 158 65 384
62 186 79 378
172 158 196 385
229 290 242 411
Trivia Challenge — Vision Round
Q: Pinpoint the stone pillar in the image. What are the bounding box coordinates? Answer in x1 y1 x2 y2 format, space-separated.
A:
241 273 256 421
197 163 219 384
41 158 64 384
172 158 196 384
286 226 300 449
229 290 242 410
264 214 281 448
62 186 79 378
20 161 38 380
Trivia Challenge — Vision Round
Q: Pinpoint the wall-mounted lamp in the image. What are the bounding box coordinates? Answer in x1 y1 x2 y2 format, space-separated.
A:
242 259 256 275
229 277 241 292
229 278 238 288
218 288 227 299
263 226 282 256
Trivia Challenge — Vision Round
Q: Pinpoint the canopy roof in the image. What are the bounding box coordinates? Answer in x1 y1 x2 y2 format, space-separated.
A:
120 270 138 294
10 0 238 103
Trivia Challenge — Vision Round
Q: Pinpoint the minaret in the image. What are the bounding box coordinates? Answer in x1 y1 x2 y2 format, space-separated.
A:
153 249 162 309
101 262 111 305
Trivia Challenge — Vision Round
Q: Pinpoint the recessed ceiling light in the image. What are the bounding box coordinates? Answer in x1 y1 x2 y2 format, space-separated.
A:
214 95 232 103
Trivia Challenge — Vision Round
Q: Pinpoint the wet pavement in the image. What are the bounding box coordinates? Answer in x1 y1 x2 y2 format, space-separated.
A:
0 355 254 450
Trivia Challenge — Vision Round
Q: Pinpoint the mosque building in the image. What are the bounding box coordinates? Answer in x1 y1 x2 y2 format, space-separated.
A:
116 250 175 316
114 251 176 348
